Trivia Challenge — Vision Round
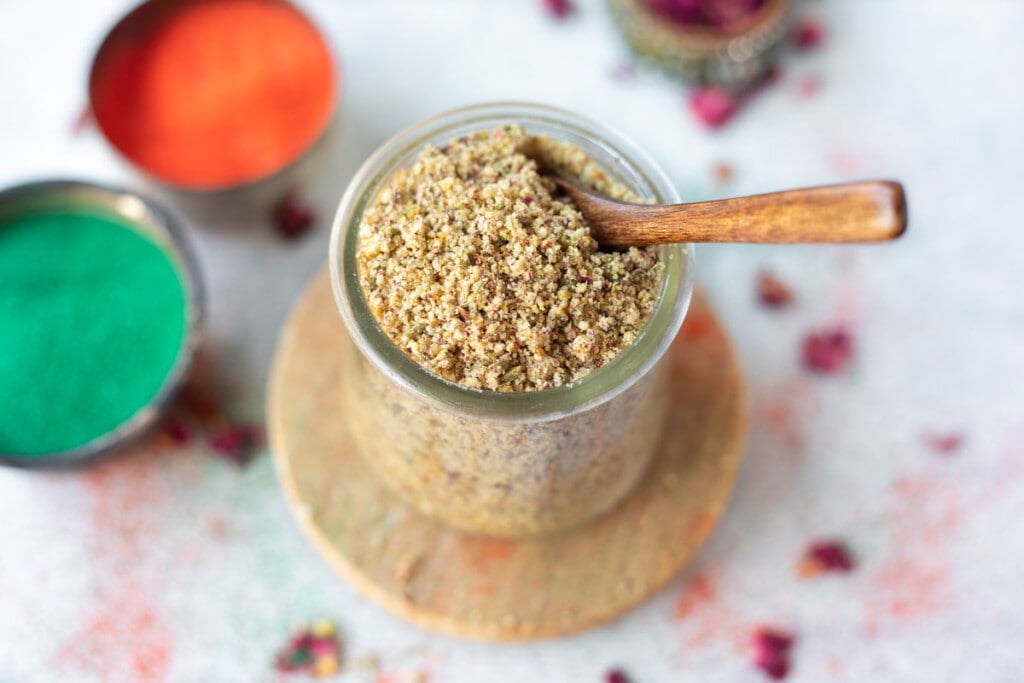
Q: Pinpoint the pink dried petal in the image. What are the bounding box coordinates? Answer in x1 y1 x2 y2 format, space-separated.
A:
542 0 574 19
289 632 315 652
762 65 783 86
793 18 825 50
209 424 263 467
758 656 789 680
754 629 794 653
757 271 794 308
309 638 338 657
923 431 964 455
275 631 315 672
689 86 738 128
604 669 632 683
272 193 317 240
209 427 246 454
750 627 794 680
801 328 854 374
178 374 226 429
799 539 855 577
162 417 191 446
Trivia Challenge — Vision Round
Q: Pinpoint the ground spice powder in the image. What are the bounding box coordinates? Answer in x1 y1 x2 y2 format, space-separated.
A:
345 126 671 534
357 125 662 392
0 212 187 456
90 0 335 189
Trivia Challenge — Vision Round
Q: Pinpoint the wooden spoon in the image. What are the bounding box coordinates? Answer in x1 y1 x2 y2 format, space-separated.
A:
548 177 907 250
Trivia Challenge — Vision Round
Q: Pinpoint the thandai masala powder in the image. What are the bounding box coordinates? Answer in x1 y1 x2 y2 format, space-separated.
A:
0 212 187 456
357 125 662 392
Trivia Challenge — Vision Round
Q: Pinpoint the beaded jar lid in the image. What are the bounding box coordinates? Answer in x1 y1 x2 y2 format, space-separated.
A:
607 0 792 88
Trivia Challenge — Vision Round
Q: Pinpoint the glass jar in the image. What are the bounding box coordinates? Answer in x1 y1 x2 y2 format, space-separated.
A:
329 103 694 538
607 0 792 88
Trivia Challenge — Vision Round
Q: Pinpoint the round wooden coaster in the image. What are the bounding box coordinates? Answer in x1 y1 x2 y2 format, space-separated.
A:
268 271 746 641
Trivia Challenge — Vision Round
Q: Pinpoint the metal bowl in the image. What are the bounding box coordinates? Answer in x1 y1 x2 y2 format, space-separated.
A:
0 179 206 468
86 0 339 210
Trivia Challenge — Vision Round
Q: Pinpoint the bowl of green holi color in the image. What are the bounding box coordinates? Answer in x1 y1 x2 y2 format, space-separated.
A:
0 180 205 468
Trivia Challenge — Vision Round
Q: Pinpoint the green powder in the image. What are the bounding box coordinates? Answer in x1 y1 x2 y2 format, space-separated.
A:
0 210 187 456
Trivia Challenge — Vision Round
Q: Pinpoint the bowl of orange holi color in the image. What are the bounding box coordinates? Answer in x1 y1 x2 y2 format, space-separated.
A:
88 0 337 195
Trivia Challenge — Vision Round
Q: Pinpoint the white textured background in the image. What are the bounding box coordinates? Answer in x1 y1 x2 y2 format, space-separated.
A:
1 1 1022 681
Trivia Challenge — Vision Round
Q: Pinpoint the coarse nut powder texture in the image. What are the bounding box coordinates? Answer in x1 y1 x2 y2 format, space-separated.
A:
356 125 662 392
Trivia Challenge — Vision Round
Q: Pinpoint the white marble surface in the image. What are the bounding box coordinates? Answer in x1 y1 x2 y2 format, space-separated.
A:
1 1 1023 681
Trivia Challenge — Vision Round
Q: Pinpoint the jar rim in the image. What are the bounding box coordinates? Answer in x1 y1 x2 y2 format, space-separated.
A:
329 102 694 422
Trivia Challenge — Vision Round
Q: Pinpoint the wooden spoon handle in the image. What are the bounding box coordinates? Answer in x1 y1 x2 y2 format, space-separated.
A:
594 181 907 248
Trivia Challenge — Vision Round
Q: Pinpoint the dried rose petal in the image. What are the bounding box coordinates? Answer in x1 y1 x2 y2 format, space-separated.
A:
801 328 854 374
209 423 263 467
275 632 314 673
272 193 317 240
757 271 794 308
289 632 315 653
161 417 191 446
309 638 338 657
793 18 825 51
689 86 738 129
750 627 794 680
178 370 226 430
798 539 855 577
687 66 779 130
542 0 574 19
923 431 964 455
273 622 343 676
762 65 783 86
604 669 632 683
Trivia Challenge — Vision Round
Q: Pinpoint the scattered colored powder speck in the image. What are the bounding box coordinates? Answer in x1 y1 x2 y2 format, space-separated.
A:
0 211 187 456
275 620 343 678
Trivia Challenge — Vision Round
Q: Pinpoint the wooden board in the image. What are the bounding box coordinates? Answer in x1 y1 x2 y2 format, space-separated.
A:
268 271 746 641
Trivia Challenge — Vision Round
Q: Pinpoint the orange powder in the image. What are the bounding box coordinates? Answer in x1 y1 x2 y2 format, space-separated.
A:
90 0 336 189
